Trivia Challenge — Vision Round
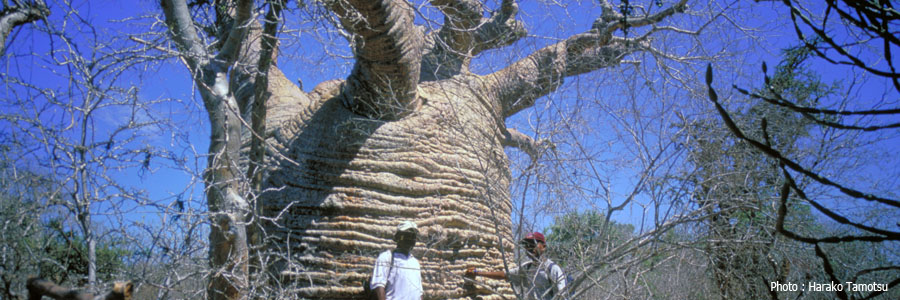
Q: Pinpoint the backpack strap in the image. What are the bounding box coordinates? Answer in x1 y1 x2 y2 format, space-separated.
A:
546 261 569 300
546 261 559 282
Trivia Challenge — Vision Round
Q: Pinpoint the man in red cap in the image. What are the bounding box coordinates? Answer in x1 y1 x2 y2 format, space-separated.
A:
465 232 568 300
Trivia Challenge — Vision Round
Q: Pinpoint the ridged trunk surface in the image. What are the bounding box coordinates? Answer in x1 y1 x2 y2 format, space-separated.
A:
256 74 516 299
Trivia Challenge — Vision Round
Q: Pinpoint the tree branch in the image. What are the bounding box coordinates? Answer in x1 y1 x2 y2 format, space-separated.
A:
705 64 900 209
783 0 900 81
472 0 525 53
592 0 688 34
248 0 283 193
814 244 849 300
27 278 133 300
160 1 252 299
420 0 526 81
484 32 636 118
0 0 49 55
214 0 253 65
484 0 687 118
733 83 900 131
160 0 209 69
501 128 553 163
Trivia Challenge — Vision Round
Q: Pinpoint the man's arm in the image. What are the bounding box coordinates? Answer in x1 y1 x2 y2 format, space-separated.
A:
465 267 508 280
376 286 386 300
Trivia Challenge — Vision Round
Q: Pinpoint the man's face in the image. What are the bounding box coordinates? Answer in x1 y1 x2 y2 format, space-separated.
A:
395 231 417 250
521 239 545 258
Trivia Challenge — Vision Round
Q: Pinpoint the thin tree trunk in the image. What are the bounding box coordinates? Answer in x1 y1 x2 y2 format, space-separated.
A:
160 1 254 298
77 100 96 288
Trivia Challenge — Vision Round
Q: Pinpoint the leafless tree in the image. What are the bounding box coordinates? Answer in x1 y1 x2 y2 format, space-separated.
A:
705 1 900 298
1 0 202 298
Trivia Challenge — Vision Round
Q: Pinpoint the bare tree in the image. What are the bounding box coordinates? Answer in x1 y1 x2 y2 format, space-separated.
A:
0 0 192 296
705 1 900 298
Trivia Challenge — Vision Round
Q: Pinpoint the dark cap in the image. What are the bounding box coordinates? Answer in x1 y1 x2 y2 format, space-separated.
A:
522 232 546 244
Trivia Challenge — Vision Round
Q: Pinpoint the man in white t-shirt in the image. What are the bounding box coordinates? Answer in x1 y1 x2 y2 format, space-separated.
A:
466 232 568 300
370 221 423 300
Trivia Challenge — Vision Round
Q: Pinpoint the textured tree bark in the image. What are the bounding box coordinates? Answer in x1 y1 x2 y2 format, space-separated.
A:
253 73 517 299
26 278 132 300
239 1 688 298
328 0 424 120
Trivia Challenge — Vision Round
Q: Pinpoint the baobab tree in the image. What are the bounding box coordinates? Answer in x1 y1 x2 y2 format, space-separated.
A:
158 0 698 299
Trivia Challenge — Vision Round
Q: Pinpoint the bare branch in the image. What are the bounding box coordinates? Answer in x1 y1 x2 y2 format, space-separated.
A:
215 0 253 65
420 0 526 81
592 0 689 34
501 128 553 163
484 32 637 118
160 1 253 299
248 0 284 194
0 0 48 55
27 278 133 300
484 0 688 118
733 83 900 131
706 64 900 209
783 0 900 84
814 244 849 300
160 0 209 68
472 0 525 53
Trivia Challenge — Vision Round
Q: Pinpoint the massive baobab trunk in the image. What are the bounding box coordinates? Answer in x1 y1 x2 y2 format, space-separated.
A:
259 75 518 299
161 0 687 299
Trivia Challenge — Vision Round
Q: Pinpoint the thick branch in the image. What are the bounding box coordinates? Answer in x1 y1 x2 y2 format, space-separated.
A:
430 0 483 28
419 0 483 81
160 0 209 68
472 0 525 53
27 278 132 300
501 128 552 163
420 0 526 81
215 0 253 65
484 0 686 118
592 0 688 35
485 33 636 118
0 0 49 55
327 0 424 120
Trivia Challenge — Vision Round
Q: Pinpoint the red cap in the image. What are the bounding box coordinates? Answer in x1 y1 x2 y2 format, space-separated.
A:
523 232 546 243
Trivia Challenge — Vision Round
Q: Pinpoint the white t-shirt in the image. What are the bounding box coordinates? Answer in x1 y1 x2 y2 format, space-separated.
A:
508 258 567 300
370 250 423 300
